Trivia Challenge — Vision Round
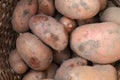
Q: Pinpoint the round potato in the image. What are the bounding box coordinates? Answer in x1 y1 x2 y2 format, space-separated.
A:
59 16 77 33
55 0 100 20
16 32 53 70
22 70 45 80
100 7 120 25
29 14 68 51
9 49 28 74
38 0 55 16
55 65 117 80
12 0 37 32
71 22 120 64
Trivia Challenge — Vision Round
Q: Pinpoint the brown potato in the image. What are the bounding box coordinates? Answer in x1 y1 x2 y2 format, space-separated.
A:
53 47 71 64
71 22 120 64
59 16 77 33
22 70 45 80
55 65 117 80
100 7 120 25
16 32 53 70
55 0 100 20
9 49 28 74
45 63 59 78
38 0 55 16
29 14 68 51
54 57 87 80
12 0 37 32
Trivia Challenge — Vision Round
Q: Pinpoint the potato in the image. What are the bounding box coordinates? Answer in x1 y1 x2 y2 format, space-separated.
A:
55 65 117 80
9 49 28 74
12 0 37 32
38 0 55 16
16 32 53 70
99 0 107 10
54 57 87 80
53 47 71 64
55 0 100 20
59 16 77 33
29 14 68 51
22 70 45 80
100 7 120 25
71 22 120 64
45 63 59 78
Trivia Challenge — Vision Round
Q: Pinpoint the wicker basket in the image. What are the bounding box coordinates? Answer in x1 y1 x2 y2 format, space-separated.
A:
0 0 21 80
0 0 120 80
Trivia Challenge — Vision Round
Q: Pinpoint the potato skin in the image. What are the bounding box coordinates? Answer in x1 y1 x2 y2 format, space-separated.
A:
12 0 37 33
58 65 117 80
29 14 68 51
71 22 120 64
38 0 55 16
55 0 100 20
59 16 77 33
9 49 28 74
22 70 45 80
16 33 53 70
100 7 120 25
54 57 87 80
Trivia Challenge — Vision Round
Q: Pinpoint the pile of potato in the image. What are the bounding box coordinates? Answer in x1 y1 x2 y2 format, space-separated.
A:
9 0 120 80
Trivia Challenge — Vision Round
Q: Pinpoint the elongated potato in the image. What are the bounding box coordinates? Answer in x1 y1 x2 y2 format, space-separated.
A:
55 65 117 80
45 63 59 78
71 22 120 64
55 0 100 20
22 70 45 80
16 33 53 70
100 7 120 25
54 57 87 80
29 14 68 51
59 16 77 33
38 0 55 16
12 0 37 32
9 49 28 74
53 47 71 64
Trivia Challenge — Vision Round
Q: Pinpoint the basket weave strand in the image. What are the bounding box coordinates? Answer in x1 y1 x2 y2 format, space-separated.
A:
0 0 21 80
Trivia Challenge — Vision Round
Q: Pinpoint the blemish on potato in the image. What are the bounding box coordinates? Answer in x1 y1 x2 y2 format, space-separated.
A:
45 32 59 42
29 57 40 68
27 0 32 5
78 40 99 56
72 3 79 9
80 0 89 10
23 10 29 16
